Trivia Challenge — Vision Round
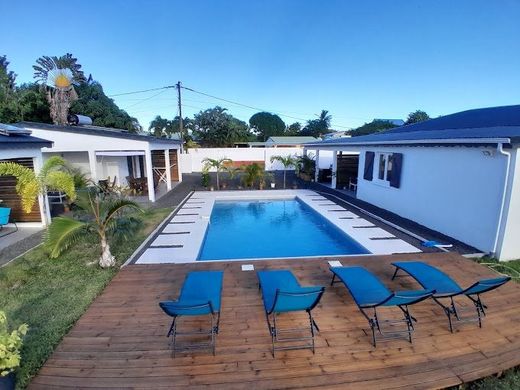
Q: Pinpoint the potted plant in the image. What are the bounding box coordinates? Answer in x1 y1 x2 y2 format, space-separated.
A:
0 311 28 389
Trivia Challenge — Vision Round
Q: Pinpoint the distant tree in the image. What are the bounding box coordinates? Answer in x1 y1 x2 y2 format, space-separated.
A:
249 112 286 141
405 110 430 125
192 106 252 147
71 81 141 132
301 110 333 137
33 53 86 125
0 55 17 90
349 120 397 137
286 122 302 135
149 115 173 137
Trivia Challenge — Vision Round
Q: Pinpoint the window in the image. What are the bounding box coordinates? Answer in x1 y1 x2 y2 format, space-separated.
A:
375 152 394 184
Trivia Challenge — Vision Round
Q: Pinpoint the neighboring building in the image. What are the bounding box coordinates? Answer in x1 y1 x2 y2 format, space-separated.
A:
18 122 183 202
0 123 52 225
305 105 520 260
265 136 319 147
323 131 352 140
375 118 405 126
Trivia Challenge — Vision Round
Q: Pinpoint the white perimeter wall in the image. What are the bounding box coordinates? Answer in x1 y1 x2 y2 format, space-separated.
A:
356 145 508 255
180 147 333 172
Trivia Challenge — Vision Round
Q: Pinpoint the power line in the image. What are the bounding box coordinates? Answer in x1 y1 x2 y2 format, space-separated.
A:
123 89 170 110
108 85 175 97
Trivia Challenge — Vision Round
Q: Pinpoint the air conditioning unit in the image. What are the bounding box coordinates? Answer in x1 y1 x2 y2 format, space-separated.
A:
67 114 93 126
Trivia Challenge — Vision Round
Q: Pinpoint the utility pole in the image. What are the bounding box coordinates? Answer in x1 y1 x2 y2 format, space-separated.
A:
176 81 183 148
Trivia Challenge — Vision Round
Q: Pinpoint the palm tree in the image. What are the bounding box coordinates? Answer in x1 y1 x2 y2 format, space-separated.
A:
33 53 86 125
242 163 265 189
317 110 332 130
270 155 298 189
44 189 142 268
149 115 173 137
0 156 76 225
202 157 232 190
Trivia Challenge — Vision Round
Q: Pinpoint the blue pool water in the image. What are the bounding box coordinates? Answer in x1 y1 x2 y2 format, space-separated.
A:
198 199 369 260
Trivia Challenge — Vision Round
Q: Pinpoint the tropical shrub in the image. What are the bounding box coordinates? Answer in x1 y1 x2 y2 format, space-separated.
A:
202 157 232 190
270 155 298 189
242 163 265 189
0 311 28 377
0 156 76 224
44 188 143 268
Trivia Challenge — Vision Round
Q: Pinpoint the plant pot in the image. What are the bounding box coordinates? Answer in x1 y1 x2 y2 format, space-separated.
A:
270 183 276 189
209 186 215 191
0 372 15 390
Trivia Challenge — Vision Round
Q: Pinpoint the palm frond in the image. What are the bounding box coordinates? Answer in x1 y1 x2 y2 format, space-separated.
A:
39 156 67 179
44 171 77 202
102 199 143 228
44 217 88 259
0 162 39 212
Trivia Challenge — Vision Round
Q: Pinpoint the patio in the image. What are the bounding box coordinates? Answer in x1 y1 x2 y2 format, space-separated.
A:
30 252 519 389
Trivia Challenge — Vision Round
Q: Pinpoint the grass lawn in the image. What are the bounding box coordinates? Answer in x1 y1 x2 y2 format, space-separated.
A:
0 207 171 389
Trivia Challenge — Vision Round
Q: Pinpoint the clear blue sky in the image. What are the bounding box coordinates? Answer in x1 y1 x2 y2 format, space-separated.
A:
2 0 519 130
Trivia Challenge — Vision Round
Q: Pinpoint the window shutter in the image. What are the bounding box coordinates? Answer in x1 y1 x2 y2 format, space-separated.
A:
389 153 403 188
363 152 375 181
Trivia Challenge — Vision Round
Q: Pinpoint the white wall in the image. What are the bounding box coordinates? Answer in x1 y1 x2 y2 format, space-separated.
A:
181 147 308 172
356 146 507 254
496 149 520 260
45 151 90 174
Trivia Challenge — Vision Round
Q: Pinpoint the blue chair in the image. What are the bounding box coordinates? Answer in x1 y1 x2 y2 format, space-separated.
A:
330 266 433 346
257 270 325 356
392 261 510 332
159 270 223 357
0 207 17 237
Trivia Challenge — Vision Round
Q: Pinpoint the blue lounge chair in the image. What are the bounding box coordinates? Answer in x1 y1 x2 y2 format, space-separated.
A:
257 270 325 356
330 266 434 346
159 270 223 356
392 261 511 332
0 207 17 237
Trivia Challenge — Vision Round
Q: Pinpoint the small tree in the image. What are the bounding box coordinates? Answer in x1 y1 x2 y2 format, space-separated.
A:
44 189 142 268
0 156 76 225
405 110 430 125
242 163 265 189
270 155 298 189
202 157 232 190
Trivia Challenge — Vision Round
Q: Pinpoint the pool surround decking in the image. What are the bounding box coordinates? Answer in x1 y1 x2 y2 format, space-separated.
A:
30 252 520 389
135 190 420 264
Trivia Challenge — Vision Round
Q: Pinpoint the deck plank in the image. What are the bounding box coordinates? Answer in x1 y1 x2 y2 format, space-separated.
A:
30 253 520 389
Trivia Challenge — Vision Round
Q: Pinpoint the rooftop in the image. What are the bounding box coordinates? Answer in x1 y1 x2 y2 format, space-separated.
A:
267 136 319 144
16 121 182 145
0 123 52 149
308 105 520 147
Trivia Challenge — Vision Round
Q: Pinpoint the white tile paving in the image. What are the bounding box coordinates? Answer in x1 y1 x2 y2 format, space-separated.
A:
134 189 421 264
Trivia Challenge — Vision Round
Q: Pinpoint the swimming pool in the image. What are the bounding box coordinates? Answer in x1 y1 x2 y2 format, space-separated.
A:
198 198 369 260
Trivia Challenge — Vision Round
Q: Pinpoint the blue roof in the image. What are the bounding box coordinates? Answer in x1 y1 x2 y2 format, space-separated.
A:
309 105 520 147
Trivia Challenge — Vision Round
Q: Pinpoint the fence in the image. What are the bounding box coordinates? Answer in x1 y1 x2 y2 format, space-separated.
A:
179 147 334 173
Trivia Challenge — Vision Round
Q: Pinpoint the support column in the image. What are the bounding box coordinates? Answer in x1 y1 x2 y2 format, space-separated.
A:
88 150 98 183
145 150 156 202
331 150 338 189
164 149 172 191
176 149 183 182
314 150 320 182
33 154 51 226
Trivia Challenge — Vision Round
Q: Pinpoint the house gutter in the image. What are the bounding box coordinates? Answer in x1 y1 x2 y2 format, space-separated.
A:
492 142 512 257
305 137 511 149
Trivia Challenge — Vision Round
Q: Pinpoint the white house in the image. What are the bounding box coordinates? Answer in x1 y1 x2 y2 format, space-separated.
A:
305 105 520 261
18 121 183 202
0 123 51 225
265 136 319 147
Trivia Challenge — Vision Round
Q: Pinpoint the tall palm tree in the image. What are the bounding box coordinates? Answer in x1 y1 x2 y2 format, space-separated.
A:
44 189 142 268
0 156 76 225
33 53 86 125
270 155 298 189
202 157 232 190
317 110 332 130
149 115 172 137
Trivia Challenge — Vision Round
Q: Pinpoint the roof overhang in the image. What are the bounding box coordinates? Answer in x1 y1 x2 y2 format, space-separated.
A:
305 137 512 149
96 150 146 157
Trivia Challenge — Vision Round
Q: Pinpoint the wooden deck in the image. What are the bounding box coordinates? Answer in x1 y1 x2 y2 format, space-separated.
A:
30 253 520 389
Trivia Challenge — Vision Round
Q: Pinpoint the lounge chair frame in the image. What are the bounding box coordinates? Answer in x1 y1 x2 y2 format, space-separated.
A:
392 264 510 332
164 302 221 357
330 271 432 347
263 288 324 357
